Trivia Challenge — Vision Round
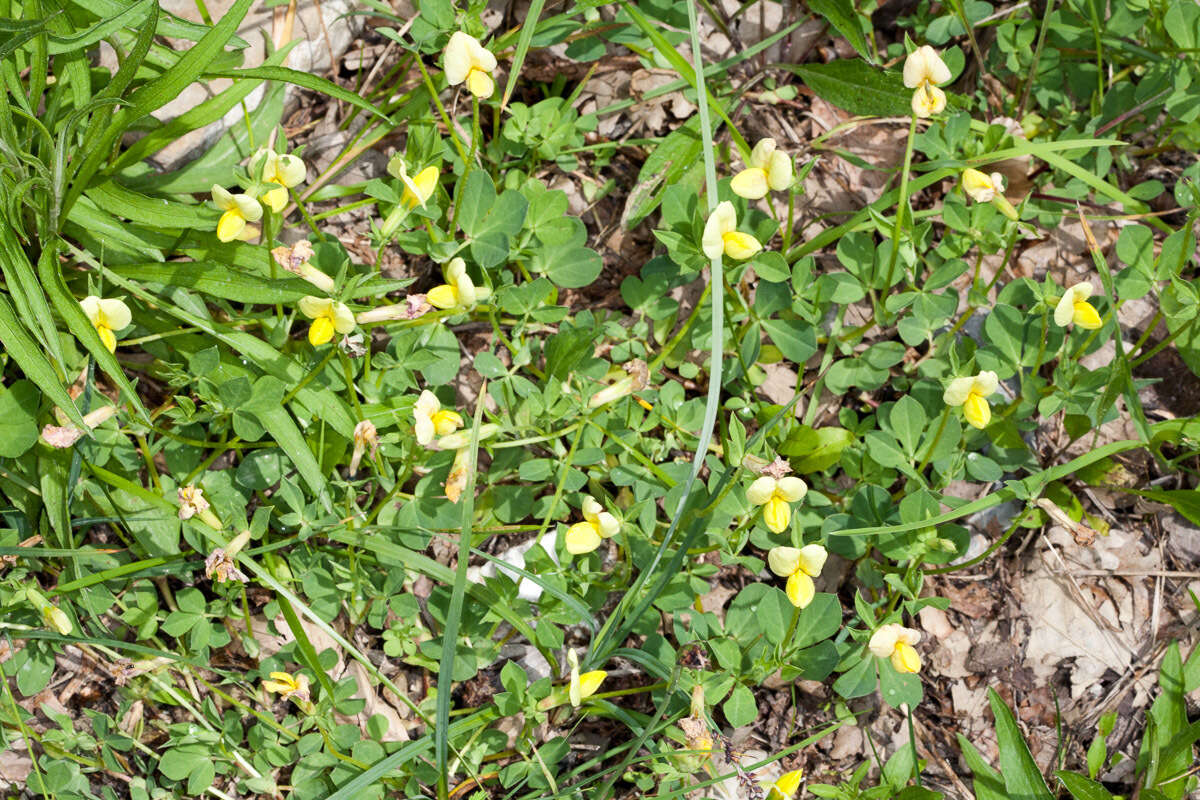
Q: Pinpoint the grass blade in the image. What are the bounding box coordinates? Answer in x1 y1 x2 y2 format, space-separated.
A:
499 0 546 111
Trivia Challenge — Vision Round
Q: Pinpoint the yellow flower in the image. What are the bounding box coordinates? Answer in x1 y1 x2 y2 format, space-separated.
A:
746 475 807 534
943 371 999 429
961 168 1019 220
258 150 306 212
565 495 620 555
903 45 950 118
79 296 131 353
868 623 923 674
701 201 763 261
427 258 490 310
567 649 606 707
211 184 263 242
398 161 439 209
413 390 463 447
1054 282 1102 330
262 670 310 699
730 138 793 199
444 31 498 98
297 296 356 346
767 544 827 608
767 769 805 800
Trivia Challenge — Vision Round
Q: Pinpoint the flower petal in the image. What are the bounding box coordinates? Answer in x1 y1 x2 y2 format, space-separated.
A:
427 284 459 309
332 301 357 334
796 543 827 577
565 521 602 555
466 68 494 98
746 476 777 506
762 496 791 533
444 32 474 85
79 296 102 326
211 184 235 210
722 231 762 260
962 393 991 429
308 316 335 346
98 298 132 331
298 296 332 320
961 168 996 203
767 546 801 578
576 670 606 699
766 150 793 191
276 154 306 187
217 210 246 242
595 512 620 539
730 167 769 200
702 201 736 259
942 376 974 407
785 571 815 608
891 641 922 674
748 138 776 169
776 476 808 503
1073 300 1102 329
972 370 999 396
868 624 902 658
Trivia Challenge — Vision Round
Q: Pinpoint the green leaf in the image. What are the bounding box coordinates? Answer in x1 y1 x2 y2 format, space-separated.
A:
762 318 818 363
807 0 872 62
722 683 758 727
988 688 1055 800
0 293 85 430
534 244 603 289
781 426 856 473
622 116 703 228
204 65 391 125
890 395 927 457
958 735 1007 800
86 181 219 230
45 0 154 54
1056 772 1116 800
0 381 39 458
109 262 315 304
783 60 910 117
878 662 922 708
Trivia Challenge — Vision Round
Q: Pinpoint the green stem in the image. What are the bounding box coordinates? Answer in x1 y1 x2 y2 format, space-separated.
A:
883 115 919 298
926 508 1027 575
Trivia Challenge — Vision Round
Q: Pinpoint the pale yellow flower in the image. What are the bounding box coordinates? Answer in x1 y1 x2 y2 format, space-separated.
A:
211 185 263 242
767 544 827 608
868 623 923 674
565 495 619 555
903 45 951 118
747 475 807 534
1054 282 1102 330
444 31 498 98
961 168 1003 203
413 390 463 447
701 201 762 260
258 150 306 212
297 296 356 346
79 296 131 353
943 371 999 429
730 138 793 199
427 258 490 310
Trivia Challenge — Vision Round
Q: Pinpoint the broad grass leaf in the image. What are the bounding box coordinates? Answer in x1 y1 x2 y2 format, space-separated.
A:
784 60 910 117
1056 772 1116 800
987 687 1055 800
